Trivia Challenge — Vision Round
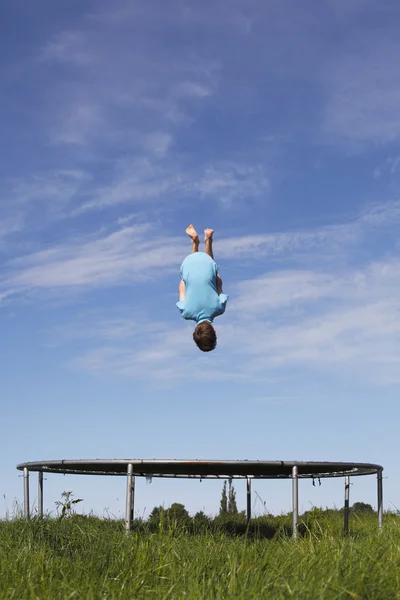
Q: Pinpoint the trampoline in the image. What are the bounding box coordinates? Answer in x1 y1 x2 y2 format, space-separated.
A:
17 459 384 537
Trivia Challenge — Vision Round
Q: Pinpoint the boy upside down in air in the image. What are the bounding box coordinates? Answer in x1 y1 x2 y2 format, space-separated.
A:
176 225 229 352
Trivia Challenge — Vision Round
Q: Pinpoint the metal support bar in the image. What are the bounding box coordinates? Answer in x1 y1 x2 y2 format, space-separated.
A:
131 475 135 525
125 463 134 534
292 466 298 539
344 475 350 535
23 468 30 520
246 477 251 524
377 469 383 530
38 472 43 518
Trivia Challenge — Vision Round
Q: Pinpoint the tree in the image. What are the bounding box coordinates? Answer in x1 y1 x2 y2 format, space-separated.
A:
220 481 228 515
164 503 191 527
228 479 238 515
352 502 374 514
148 505 164 526
193 511 211 530
219 480 239 516
148 503 191 528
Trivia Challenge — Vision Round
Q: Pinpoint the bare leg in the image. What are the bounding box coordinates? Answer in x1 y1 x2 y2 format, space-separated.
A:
186 224 200 253
204 228 214 260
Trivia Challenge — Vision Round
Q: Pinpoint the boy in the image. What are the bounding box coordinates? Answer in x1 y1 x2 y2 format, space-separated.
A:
176 225 229 352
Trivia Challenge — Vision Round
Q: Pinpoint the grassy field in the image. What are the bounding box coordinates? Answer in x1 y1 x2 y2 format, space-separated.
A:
1 513 400 599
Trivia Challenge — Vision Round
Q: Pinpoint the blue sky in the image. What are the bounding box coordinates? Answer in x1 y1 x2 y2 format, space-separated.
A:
1 0 400 519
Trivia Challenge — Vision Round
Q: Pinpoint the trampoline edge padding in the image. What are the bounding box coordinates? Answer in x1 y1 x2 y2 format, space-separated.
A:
16 458 383 479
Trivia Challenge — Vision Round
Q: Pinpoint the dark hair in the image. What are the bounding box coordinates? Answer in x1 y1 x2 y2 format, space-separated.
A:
193 321 217 352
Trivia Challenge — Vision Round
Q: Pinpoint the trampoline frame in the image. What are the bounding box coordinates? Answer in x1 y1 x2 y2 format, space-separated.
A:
17 459 384 537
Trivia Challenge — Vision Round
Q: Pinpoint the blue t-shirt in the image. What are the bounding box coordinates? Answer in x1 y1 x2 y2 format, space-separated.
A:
176 252 229 323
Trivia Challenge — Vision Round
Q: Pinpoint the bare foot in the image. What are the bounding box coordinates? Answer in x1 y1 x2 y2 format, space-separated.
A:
186 224 199 241
204 228 214 242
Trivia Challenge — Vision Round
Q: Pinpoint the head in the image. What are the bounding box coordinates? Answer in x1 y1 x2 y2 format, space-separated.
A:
193 321 217 352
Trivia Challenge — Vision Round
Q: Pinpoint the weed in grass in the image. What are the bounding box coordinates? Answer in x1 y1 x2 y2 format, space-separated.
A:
0 513 399 598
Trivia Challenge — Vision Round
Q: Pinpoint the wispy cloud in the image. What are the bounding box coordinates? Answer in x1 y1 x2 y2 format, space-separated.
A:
2 199 399 302
74 159 269 214
8 170 86 208
52 104 103 146
28 197 400 386
5 0 400 522
3 1 400 383
0 170 88 247
0 216 24 246
191 163 269 206
8 0 398 253
39 31 94 66
321 26 400 148
66 255 400 386
90 0 254 34
72 159 181 214
217 199 400 259
38 18 220 152
143 132 173 157
232 270 338 312
1 225 182 301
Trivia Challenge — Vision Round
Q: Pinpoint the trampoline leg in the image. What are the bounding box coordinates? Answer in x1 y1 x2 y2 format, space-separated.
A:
377 469 383 530
125 463 134 534
246 477 251 524
38 472 43 518
131 475 136 525
344 476 350 535
292 466 298 539
23 468 30 520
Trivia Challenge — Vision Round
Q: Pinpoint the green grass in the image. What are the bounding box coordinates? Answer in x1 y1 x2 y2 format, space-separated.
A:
1 514 400 599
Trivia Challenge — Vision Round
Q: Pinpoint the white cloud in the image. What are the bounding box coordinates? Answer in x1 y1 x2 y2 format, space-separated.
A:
232 271 337 312
232 256 400 314
9 170 86 206
178 0 254 34
191 163 269 205
65 255 400 386
174 81 213 98
19 196 398 386
2 225 183 299
216 231 327 259
38 14 220 152
73 158 181 213
0 216 24 246
90 0 253 34
322 33 400 147
39 31 94 66
0 227 319 300
74 158 270 214
388 156 400 174
2 199 400 302
143 132 173 156
0 170 88 244
217 200 400 259
222 257 400 384
52 103 103 146
67 335 268 385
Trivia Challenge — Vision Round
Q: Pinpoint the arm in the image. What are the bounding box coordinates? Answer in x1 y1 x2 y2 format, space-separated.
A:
178 280 186 301
214 274 228 317
216 274 223 295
